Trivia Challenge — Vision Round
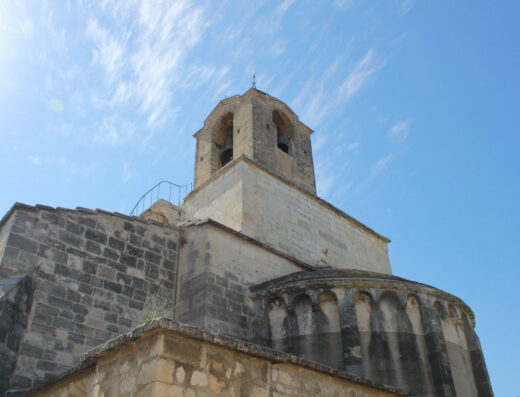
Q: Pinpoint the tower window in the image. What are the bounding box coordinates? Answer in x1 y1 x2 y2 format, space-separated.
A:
272 110 293 155
214 112 234 167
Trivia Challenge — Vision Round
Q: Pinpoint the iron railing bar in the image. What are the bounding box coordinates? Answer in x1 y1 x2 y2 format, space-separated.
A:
130 181 192 216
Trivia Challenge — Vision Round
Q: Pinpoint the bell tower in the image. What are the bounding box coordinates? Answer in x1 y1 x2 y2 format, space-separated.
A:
185 87 391 274
193 88 316 194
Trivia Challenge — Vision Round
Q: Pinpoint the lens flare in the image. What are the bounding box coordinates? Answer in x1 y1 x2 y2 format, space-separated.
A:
49 99 64 112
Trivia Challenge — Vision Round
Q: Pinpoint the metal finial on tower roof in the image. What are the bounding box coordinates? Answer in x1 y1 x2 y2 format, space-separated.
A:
252 75 256 89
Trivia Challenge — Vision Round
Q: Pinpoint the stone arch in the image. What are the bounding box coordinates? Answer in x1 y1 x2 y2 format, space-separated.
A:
359 288 377 301
272 109 293 155
319 290 339 327
441 303 478 397
267 297 287 351
404 294 434 396
354 290 374 326
447 304 459 322
354 291 374 379
370 291 403 388
425 299 458 397
317 291 344 369
433 300 446 319
293 293 313 334
293 293 314 361
213 112 234 167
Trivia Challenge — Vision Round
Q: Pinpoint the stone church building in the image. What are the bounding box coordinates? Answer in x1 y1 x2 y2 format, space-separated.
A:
0 89 493 396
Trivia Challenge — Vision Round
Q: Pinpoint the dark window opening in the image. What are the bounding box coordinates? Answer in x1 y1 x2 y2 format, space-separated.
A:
277 135 289 153
220 134 233 166
214 112 234 168
273 110 293 155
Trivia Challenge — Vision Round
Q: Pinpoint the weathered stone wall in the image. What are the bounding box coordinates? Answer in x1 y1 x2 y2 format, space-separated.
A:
0 274 34 396
29 321 402 397
251 269 493 397
0 205 179 392
176 222 307 339
184 159 391 274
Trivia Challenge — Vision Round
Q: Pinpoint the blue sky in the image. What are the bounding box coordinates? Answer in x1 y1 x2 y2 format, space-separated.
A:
1 1 519 394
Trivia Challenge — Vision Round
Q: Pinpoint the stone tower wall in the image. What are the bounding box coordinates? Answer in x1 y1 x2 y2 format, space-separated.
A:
249 94 316 195
0 205 179 393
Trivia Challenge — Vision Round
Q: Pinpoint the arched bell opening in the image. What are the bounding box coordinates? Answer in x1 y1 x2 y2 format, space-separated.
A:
214 112 234 168
272 109 293 155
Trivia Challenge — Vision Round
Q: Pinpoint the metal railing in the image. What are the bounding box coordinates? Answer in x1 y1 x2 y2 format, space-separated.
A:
130 181 192 216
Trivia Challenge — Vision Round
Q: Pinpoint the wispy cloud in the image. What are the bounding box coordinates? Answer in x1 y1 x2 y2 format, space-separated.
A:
346 141 360 151
86 18 126 85
276 0 296 15
292 48 386 198
85 0 208 133
293 48 383 126
94 115 136 146
122 162 133 183
369 154 394 180
329 0 357 11
268 40 287 55
400 0 415 14
353 153 400 194
338 49 383 101
388 119 411 143
27 155 67 167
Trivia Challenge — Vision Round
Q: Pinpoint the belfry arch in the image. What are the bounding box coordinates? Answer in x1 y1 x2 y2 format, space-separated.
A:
272 109 293 155
214 112 234 168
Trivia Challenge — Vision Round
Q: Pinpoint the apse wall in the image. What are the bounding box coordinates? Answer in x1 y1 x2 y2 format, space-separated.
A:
250 269 493 397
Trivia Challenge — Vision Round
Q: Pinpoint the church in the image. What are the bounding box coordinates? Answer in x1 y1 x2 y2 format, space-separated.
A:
0 88 493 396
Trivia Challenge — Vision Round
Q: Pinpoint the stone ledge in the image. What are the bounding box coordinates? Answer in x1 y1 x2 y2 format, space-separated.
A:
76 318 405 395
